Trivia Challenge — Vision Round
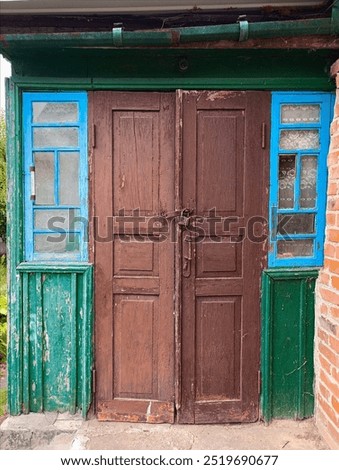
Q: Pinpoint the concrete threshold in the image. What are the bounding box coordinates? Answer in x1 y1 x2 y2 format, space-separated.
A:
0 415 329 450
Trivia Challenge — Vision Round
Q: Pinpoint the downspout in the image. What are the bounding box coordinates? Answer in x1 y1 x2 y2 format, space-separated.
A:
0 14 338 52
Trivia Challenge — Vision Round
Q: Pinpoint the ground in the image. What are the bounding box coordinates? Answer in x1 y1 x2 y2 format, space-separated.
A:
0 414 328 450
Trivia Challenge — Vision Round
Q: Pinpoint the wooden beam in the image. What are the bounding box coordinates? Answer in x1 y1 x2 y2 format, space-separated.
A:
178 35 339 50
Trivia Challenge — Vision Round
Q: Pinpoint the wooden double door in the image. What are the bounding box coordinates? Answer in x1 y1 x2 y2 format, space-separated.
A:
92 91 269 424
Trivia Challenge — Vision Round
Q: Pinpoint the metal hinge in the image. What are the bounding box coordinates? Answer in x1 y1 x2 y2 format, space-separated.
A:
261 123 266 149
258 370 261 395
92 369 96 394
92 124 96 149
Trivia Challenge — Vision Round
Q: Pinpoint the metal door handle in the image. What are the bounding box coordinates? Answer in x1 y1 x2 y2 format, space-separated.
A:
30 166 36 201
183 237 192 278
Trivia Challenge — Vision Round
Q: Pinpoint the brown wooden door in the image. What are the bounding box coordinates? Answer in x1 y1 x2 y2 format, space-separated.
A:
92 91 269 424
178 91 269 423
92 92 176 423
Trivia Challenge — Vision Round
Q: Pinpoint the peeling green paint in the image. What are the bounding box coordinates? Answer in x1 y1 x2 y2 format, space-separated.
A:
6 79 23 416
17 264 93 416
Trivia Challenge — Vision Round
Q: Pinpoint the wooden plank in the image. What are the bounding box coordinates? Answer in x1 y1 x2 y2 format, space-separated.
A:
97 400 174 424
174 89 183 416
6 79 23 415
32 272 43 412
22 272 29 413
92 91 114 403
113 277 160 294
81 266 93 417
69 273 77 414
195 278 243 296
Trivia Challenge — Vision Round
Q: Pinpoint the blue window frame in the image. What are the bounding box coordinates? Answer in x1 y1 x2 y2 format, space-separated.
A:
23 92 88 261
269 92 334 268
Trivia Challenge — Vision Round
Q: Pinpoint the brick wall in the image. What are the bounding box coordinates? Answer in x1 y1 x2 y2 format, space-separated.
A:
315 68 339 450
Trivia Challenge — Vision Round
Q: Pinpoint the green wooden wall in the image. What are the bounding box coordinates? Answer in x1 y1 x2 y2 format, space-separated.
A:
17 265 93 416
261 269 317 422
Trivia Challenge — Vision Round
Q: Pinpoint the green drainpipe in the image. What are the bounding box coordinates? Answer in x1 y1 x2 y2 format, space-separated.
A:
0 14 338 52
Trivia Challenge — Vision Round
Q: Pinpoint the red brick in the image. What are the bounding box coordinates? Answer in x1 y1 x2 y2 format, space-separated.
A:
318 394 338 426
327 183 337 196
327 197 339 211
329 165 339 179
327 212 336 225
332 275 339 290
319 272 330 285
324 243 336 258
328 150 339 166
327 229 339 243
332 367 339 384
320 303 328 315
330 306 339 319
319 286 339 305
318 352 332 375
319 382 331 402
324 259 339 275
319 342 338 366
329 334 339 353
320 368 339 397
319 315 338 336
325 377 339 399
317 408 339 448
332 396 339 414
318 328 329 343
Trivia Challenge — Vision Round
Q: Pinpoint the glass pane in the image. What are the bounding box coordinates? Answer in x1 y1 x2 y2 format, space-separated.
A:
34 233 80 253
281 104 320 124
59 152 80 205
277 239 313 258
34 209 80 230
278 154 296 209
280 130 319 150
278 213 315 235
33 102 78 123
33 127 79 148
300 155 317 208
35 152 55 205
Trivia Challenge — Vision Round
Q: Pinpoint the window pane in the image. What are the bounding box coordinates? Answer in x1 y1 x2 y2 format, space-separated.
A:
35 152 55 205
277 239 313 258
34 209 80 230
59 152 80 205
278 213 315 235
34 233 80 253
33 127 79 148
280 130 319 150
281 104 320 124
300 156 317 208
33 102 78 123
278 154 295 209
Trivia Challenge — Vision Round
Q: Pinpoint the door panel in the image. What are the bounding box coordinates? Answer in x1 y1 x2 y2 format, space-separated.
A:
92 92 175 423
178 91 270 423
